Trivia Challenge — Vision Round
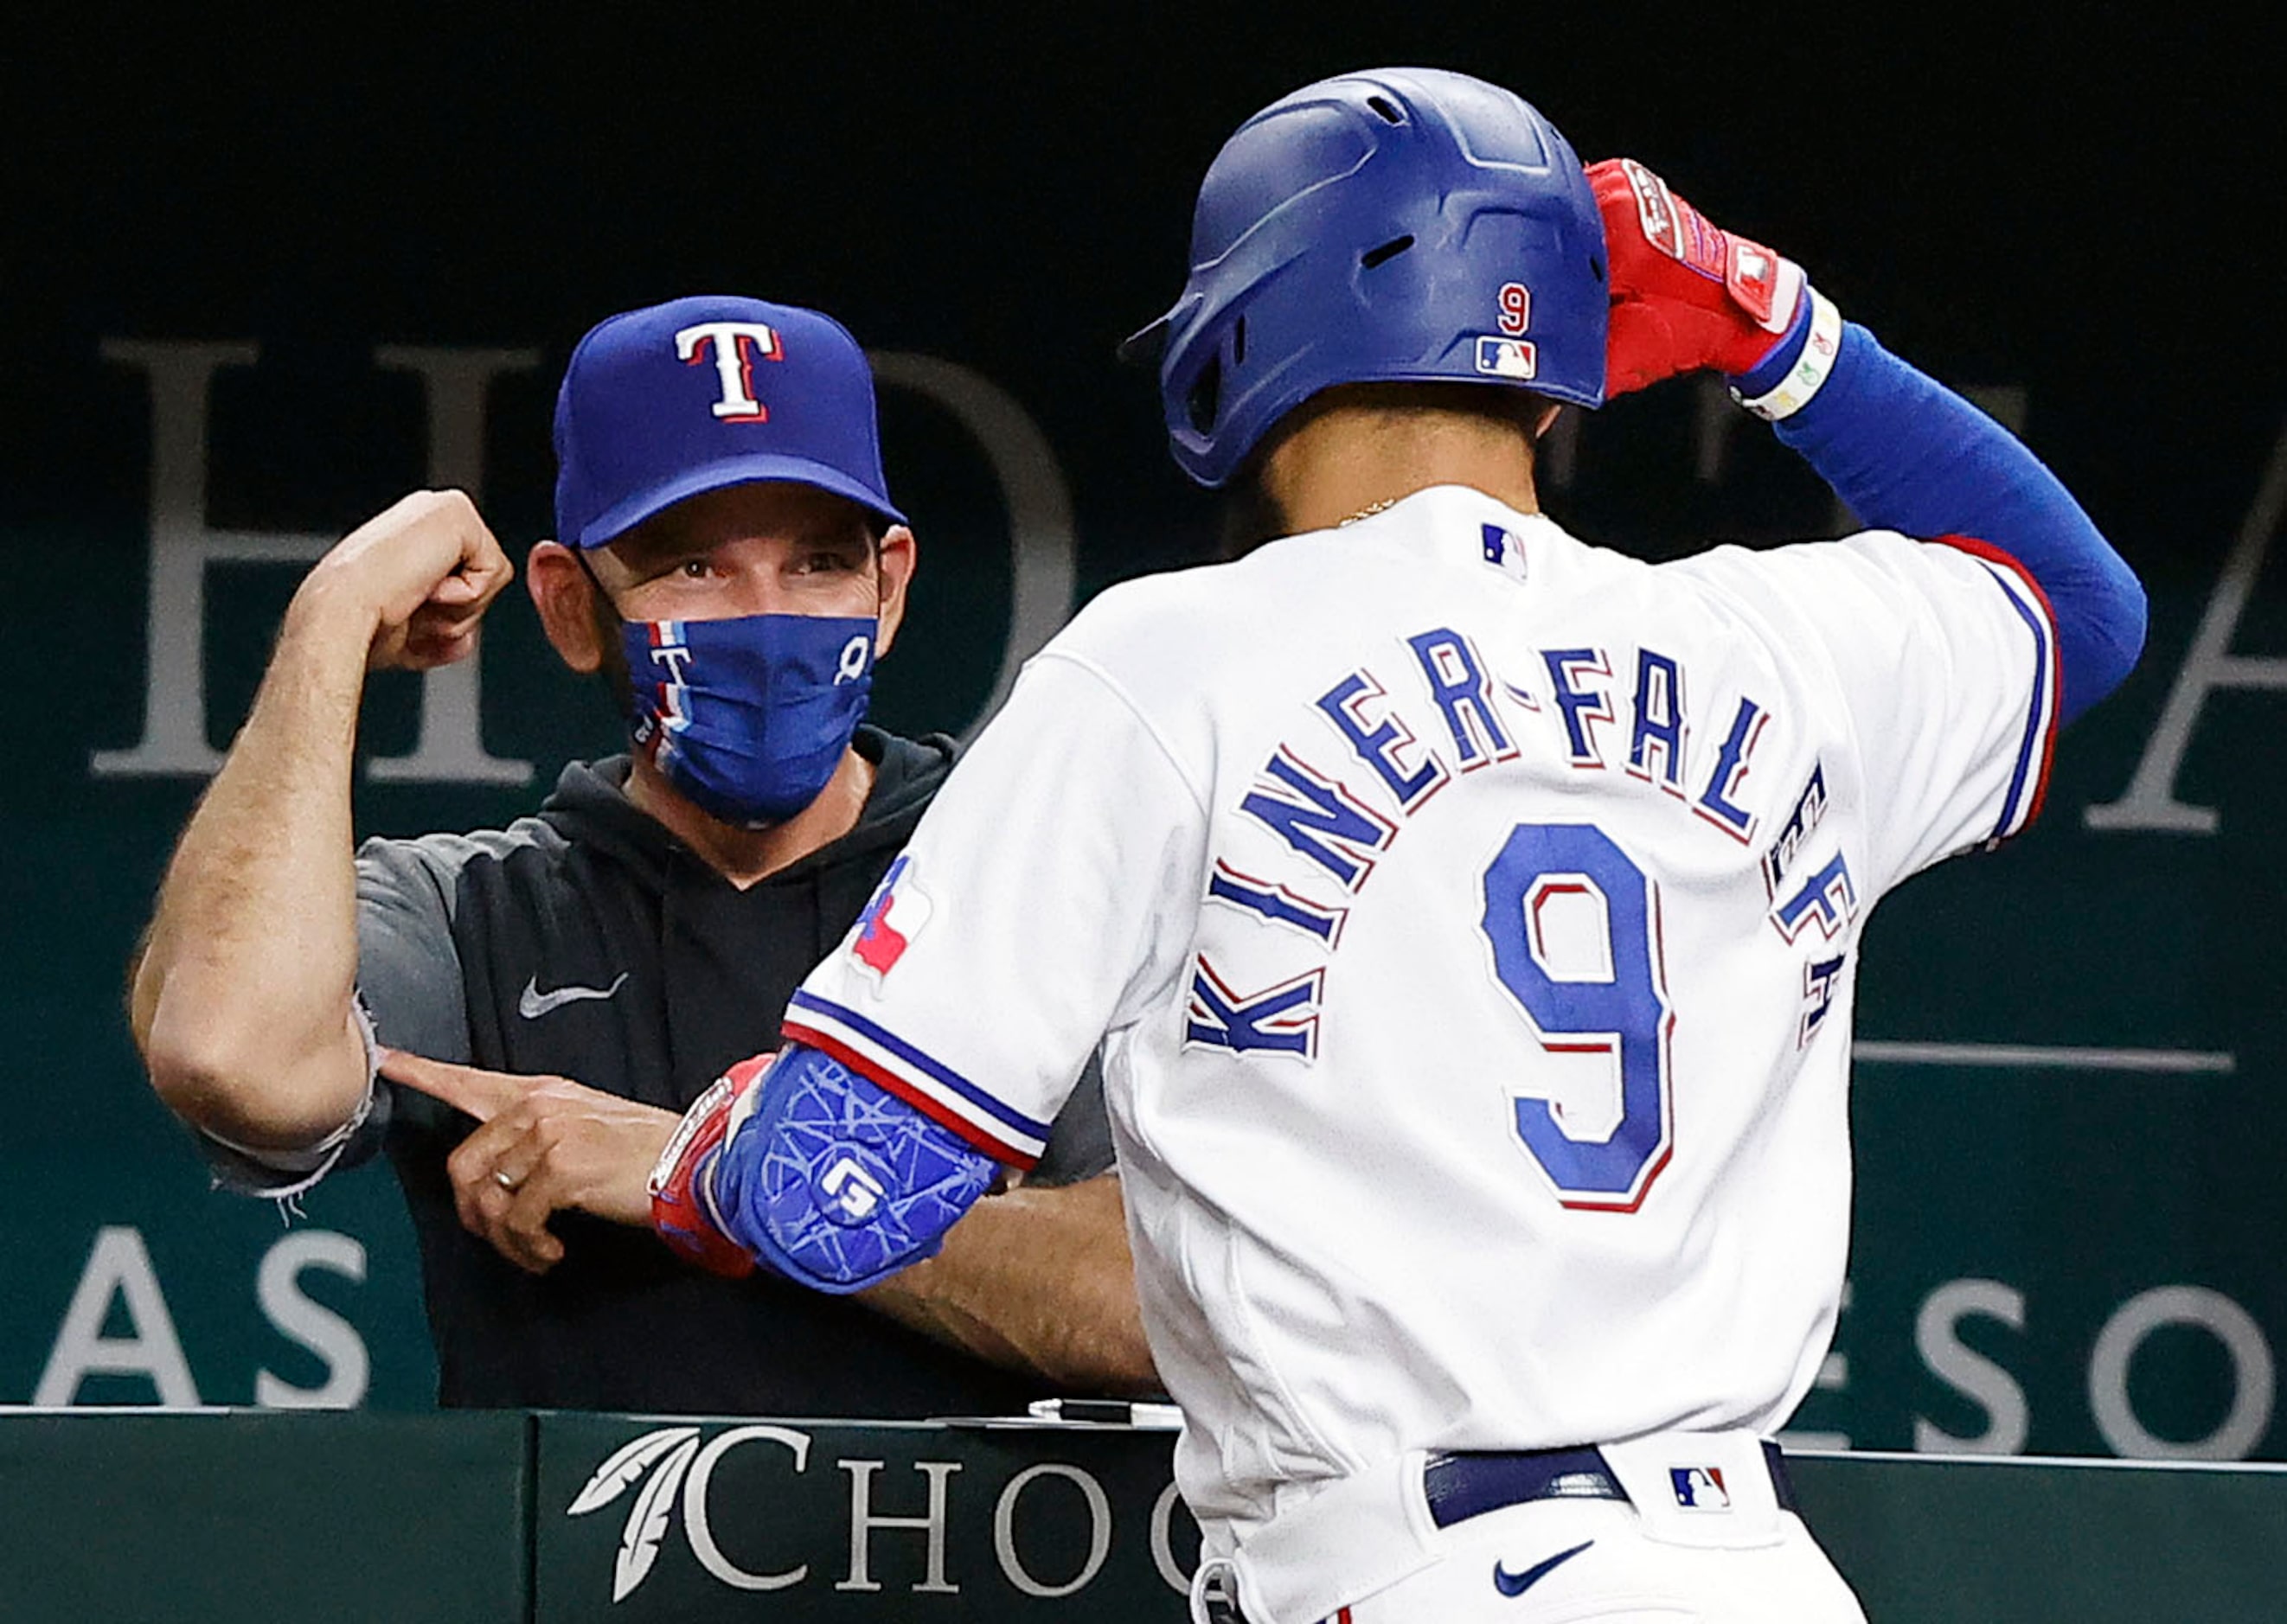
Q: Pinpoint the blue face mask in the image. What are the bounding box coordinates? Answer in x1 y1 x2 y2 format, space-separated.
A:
621 613 876 828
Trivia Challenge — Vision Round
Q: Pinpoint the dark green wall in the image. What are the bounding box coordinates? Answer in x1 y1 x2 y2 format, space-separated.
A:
2 8 2280 1463
10 1414 2287 1621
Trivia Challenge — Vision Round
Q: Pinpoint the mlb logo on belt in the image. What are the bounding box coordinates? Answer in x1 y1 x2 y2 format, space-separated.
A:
1475 336 1539 380
1669 1465 1731 1511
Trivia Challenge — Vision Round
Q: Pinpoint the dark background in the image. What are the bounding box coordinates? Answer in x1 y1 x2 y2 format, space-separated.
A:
6 7 2281 585
0 5 2281 1454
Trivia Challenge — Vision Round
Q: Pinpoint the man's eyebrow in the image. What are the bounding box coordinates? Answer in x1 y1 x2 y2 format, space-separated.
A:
612 508 870 570
792 521 874 554
614 528 711 572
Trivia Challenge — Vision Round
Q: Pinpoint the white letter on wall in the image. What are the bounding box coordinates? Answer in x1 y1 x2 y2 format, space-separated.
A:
868 353 1075 740
33 1226 201 1407
253 1229 369 1408
2086 418 2287 834
93 340 540 784
992 1462 1111 1599
1913 1278 2029 1454
367 346 539 785
90 341 334 777
2090 1286 2275 1461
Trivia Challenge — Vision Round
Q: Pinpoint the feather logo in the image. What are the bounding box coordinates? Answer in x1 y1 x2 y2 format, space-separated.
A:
614 1435 700 1599
566 1425 703 1601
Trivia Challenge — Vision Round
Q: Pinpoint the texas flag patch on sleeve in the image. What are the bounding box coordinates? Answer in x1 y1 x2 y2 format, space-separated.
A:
851 854 932 979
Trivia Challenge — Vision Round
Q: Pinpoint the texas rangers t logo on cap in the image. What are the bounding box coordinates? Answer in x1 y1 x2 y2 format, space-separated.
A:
552 294 907 551
676 321 783 422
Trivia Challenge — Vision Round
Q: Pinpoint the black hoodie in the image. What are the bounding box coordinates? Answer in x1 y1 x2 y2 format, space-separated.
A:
248 727 1109 1415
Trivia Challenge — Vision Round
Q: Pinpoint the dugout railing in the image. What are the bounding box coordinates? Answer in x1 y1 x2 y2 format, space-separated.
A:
3 1410 2281 1621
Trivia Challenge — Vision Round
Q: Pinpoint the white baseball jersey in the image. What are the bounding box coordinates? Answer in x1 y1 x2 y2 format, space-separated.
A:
788 484 2058 1550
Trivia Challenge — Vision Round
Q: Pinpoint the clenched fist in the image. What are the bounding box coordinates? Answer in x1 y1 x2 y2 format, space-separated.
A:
292 489 515 671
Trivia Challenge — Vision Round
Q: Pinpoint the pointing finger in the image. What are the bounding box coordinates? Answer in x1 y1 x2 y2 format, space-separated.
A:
379 1047 535 1123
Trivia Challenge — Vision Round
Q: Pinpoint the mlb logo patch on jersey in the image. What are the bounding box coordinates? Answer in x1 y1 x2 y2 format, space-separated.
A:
1480 522 1528 581
851 854 932 979
1669 1466 1731 1511
1475 336 1539 380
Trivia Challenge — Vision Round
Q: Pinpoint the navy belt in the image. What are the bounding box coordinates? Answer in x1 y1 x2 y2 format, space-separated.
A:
1422 1442 1798 1530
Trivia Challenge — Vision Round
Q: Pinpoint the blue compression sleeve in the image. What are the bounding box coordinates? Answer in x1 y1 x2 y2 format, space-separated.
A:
1732 317 2145 724
704 1043 997 1294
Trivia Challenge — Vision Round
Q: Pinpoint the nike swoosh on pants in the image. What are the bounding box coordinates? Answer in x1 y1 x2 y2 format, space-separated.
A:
1493 1538 1594 1598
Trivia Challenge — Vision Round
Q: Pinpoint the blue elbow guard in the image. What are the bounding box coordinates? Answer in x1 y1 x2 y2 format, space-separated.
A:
707 1043 999 1295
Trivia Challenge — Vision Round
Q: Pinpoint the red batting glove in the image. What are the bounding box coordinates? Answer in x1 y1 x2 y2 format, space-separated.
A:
647 1052 776 1278
1591 157 1808 398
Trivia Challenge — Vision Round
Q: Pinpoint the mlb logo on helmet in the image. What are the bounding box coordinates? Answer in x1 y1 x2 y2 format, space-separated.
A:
1475 336 1539 380
1669 1466 1732 1511
852 854 933 979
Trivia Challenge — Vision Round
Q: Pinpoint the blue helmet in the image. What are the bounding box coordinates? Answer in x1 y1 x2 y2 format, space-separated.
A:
1127 67 1608 489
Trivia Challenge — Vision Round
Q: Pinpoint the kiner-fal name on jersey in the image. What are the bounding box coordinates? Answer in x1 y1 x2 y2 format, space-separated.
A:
1188 621 1857 1075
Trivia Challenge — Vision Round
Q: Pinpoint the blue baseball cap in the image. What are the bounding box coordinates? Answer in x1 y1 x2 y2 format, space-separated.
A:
552 294 906 549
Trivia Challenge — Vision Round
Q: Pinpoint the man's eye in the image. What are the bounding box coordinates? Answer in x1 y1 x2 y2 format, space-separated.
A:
680 559 712 579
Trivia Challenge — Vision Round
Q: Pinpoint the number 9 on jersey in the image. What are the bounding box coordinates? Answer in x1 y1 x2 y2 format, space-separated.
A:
1478 822 1675 1212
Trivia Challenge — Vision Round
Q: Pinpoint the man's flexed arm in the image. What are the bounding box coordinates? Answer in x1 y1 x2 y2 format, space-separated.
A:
131 490 513 1152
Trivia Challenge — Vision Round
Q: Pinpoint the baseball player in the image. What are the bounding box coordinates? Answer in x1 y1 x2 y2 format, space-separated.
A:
647 71 2144 1621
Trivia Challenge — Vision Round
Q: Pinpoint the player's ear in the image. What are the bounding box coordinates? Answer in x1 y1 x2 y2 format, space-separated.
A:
529 540 605 674
873 525 918 659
